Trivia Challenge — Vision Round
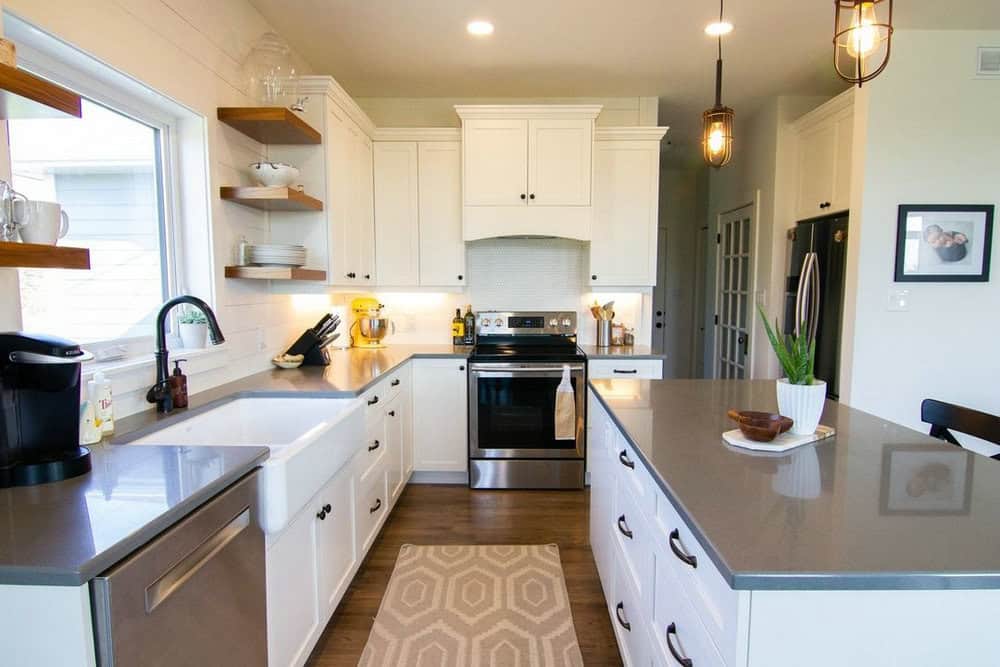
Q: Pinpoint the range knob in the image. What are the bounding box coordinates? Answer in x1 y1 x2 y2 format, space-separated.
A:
480 318 490 328
494 318 505 327
548 318 559 328
561 318 573 328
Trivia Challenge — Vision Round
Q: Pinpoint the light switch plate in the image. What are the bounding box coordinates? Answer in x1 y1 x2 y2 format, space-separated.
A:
887 288 910 312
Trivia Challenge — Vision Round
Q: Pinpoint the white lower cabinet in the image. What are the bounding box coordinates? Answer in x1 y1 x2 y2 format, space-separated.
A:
412 358 468 474
611 547 653 667
652 550 725 667
266 369 414 667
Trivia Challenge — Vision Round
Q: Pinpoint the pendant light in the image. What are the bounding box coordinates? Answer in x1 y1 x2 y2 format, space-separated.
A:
702 0 734 168
834 0 893 86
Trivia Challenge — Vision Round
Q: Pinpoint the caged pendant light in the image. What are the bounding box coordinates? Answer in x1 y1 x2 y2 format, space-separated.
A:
702 0 735 168
834 0 893 86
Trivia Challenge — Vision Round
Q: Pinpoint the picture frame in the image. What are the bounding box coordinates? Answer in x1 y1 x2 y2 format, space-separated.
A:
894 204 993 282
879 444 974 516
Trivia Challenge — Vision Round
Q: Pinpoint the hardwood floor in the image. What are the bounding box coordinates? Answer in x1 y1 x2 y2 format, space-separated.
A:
305 484 622 666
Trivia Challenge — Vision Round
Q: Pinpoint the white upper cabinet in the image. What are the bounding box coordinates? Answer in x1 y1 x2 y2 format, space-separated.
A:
374 142 419 285
528 118 593 206
589 127 668 287
349 126 376 284
418 141 465 286
456 105 601 240
371 131 464 288
792 89 854 220
462 118 528 206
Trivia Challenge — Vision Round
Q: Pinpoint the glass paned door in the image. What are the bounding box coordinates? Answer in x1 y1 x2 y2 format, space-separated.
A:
715 204 755 379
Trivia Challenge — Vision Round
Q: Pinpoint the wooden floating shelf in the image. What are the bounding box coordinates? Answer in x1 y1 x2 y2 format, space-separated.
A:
0 63 82 119
219 186 323 212
0 241 90 269
224 266 326 281
217 107 321 144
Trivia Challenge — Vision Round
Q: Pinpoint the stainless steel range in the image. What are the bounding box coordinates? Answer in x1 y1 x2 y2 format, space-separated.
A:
468 311 587 489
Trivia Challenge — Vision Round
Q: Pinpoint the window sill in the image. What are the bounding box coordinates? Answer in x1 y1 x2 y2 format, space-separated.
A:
82 344 229 392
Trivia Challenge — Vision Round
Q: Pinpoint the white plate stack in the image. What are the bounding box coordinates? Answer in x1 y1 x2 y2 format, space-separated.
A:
248 244 307 267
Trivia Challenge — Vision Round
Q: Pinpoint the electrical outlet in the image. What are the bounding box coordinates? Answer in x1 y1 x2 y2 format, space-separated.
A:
887 288 910 312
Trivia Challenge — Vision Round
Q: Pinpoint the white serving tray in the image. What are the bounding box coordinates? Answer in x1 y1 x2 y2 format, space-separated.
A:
722 425 836 452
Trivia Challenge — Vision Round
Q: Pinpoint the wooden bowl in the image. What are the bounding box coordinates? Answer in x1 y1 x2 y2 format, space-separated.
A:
726 410 794 442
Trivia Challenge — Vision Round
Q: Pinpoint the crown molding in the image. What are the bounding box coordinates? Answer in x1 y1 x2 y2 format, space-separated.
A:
372 127 462 142
454 104 603 120
790 87 855 133
296 75 376 137
595 126 669 141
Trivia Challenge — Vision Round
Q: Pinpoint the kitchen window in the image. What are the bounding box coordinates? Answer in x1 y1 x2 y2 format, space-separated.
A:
10 97 174 345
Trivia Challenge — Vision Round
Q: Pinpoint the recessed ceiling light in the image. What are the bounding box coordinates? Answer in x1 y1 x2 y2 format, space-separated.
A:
467 20 495 36
705 21 734 37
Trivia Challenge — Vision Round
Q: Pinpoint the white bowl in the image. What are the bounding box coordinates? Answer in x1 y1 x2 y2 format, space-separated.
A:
249 162 300 187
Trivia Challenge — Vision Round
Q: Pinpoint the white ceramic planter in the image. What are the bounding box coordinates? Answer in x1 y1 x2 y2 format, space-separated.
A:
179 322 208 349
776 378 827 435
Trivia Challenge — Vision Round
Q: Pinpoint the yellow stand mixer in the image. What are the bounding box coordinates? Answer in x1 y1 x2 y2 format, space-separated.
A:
349 297 394 349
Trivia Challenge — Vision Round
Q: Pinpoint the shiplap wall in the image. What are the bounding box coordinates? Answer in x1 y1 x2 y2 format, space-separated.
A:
0 0 325 417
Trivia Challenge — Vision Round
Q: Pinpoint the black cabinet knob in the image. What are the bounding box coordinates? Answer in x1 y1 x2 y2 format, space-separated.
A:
529 193 535 200
388 410 396 417
655 322 663 329
457 275 463 280
323 504 331 513
591 275 598 281
656 310 663 317
316 508 327 520
459 365 466 371
364 274 371 280
520 193 527 200
346 272 356 278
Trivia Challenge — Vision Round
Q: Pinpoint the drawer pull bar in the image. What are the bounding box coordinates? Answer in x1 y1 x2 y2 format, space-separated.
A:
368 440 380 452
616 514 633 539
367 395 379 406
666 622 693 666
370 498 382 514
669 528 698 568
612 369 639 374
618 450 635 469
614 602 631 632
391 379 400 386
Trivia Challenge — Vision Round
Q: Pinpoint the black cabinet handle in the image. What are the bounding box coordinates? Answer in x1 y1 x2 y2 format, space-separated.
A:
656 310 664 317
529 193 535 200
614 602 631 632
370 498 382 514
520 193 527 200
323 503 331 513
668 529 697 568
346 272 356 278
617 514 633 539
618 449 635 469
367 395 379 406
656 322 663 328
459 365 466 371
391 379 400 387
591 274 598 281
457 274 463 280
388 410 396 417
613 369 639 375
666 623 693 666
317 503 332 520
364 274 371 280
368 440 380 452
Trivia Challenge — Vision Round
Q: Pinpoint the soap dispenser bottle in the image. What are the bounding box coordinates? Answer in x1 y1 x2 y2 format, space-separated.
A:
169 359 188 409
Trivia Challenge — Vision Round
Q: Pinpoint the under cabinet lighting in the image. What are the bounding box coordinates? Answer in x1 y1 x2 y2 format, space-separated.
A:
705 21 733 36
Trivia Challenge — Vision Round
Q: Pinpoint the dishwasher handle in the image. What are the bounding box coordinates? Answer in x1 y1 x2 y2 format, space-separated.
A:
145 507 251 613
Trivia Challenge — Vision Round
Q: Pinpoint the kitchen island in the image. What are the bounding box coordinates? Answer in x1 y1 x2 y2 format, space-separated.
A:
588 378 1000 666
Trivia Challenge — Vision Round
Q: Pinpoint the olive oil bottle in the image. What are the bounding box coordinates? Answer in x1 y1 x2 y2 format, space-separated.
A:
451 308 465 345
463 305 475 345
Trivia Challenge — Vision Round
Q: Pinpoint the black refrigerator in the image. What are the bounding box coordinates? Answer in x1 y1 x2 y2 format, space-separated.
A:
783 214 848 400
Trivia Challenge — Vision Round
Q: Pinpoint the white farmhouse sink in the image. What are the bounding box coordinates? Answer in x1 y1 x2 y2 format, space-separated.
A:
127 397 364 534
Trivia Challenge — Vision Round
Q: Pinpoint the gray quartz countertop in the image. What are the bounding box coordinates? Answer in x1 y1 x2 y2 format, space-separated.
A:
0 443 267 586
578 344 665 359
589 379 1000 590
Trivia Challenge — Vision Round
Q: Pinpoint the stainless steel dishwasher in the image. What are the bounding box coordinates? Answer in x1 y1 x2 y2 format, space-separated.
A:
90 471 266 666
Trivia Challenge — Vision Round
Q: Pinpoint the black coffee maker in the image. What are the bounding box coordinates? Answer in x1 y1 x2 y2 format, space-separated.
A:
0 332 94 488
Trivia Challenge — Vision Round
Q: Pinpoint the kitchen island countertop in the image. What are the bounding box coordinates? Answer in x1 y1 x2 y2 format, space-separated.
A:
589 378 1000 590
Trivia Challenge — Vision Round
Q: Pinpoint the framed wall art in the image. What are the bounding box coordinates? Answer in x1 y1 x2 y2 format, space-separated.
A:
894 204 993 282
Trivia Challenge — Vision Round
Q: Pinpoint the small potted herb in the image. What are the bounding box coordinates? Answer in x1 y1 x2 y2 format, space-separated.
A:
178 309 209 349
757 305 826 435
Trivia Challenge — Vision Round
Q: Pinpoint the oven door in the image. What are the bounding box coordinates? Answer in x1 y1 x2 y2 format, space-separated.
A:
469 362 586 459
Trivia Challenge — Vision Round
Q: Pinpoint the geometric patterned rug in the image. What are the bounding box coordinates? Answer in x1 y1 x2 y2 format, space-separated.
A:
358 544 585 666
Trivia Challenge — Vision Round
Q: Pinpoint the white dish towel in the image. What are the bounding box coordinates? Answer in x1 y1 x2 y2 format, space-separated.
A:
554 365 576 440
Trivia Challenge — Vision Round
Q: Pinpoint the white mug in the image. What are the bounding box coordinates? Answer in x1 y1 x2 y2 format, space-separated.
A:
14 200 69 245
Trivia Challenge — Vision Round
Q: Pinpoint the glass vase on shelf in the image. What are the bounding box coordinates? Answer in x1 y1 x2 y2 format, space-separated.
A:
244 32 297 106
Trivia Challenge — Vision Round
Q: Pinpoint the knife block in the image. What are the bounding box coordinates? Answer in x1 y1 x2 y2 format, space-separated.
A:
285 330 330 366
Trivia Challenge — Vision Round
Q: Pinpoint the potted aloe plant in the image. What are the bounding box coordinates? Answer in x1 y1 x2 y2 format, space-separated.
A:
757 306 826 435
178 308 209 349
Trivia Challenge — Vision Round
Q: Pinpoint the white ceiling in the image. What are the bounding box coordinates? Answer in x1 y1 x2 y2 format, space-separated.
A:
249 1 1000 161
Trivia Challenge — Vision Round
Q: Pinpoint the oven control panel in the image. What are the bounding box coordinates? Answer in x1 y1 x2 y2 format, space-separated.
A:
476 311 577 336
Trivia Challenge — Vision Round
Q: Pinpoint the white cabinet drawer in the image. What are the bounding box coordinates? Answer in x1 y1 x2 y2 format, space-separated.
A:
613 431 656 520
652 552 726 667
611 547 653 667
588 358 663 379
356 461 388 553
613 476 654 617
382 363 409 404
358 420 388 481
654 489 747 666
